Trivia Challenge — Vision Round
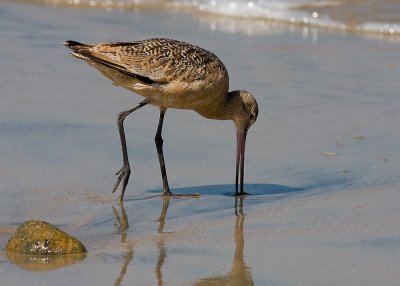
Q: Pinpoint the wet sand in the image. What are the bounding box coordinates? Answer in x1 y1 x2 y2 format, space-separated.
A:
1 1 400 285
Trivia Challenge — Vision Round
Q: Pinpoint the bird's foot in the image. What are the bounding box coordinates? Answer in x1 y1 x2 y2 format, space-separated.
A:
162 189 200 199
234 191 250 197
113 166 131 201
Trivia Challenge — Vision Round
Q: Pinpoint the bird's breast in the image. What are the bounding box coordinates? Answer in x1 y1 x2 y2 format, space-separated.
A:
153 70 229 114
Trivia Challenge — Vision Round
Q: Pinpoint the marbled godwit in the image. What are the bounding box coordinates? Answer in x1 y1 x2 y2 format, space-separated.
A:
64 38 258 201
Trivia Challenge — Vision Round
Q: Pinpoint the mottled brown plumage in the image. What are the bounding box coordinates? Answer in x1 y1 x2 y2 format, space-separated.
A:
65 38 258 200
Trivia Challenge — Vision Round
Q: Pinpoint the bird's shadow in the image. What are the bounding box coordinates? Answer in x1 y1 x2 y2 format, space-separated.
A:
147 183 304 198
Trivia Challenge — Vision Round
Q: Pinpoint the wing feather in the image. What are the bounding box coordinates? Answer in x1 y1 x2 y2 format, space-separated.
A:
79 38 226 84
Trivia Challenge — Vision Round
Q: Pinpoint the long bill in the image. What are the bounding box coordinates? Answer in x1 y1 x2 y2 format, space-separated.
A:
235 129 248 195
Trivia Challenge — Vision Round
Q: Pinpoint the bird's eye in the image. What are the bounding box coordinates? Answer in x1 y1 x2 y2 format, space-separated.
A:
250 114 254 120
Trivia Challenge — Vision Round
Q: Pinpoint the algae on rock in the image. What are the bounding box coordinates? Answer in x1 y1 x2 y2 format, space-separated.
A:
6 220 87 255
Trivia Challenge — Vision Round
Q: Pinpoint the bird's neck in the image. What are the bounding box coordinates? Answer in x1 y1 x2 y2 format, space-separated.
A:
194 91 240 121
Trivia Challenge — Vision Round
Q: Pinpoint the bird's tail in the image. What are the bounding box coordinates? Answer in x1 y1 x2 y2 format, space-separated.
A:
64 40 94 60
63 40 92 52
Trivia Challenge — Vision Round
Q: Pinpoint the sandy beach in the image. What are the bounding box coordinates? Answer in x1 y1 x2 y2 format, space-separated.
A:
1 1 400 285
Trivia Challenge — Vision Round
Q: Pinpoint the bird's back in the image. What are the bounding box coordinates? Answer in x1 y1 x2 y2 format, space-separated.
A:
66 38 229 111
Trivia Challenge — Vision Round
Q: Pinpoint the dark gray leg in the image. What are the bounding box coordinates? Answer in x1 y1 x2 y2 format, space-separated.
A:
154 107 172 196
154 107 200 198
113 100 148 201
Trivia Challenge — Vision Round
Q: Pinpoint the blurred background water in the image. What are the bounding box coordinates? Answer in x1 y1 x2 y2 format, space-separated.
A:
23 0 400 36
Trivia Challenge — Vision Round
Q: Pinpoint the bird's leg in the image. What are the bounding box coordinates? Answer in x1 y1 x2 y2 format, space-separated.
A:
113 100 148 201
154 107 199 198
154 107 172 196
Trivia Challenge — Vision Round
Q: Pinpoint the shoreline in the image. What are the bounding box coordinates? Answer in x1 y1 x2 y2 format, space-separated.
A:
4 0 400 39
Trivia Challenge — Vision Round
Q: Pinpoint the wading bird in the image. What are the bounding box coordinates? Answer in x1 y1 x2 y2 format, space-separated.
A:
65 38 258 201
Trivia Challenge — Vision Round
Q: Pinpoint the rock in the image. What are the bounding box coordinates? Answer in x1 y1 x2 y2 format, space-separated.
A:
6 220 87 255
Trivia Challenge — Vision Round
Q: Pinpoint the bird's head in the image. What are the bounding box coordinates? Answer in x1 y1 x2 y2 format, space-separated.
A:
231 90 258 132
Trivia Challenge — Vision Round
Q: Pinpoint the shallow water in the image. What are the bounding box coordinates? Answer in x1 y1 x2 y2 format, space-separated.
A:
1 1 400 285
12 0 400 36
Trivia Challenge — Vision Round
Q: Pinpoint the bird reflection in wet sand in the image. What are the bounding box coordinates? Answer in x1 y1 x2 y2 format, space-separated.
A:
154 196 253 286
192 196 253 286
64 38 258 201
112 197 171 286
111 196 252 285
112 201 133 286
155 197 171 286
